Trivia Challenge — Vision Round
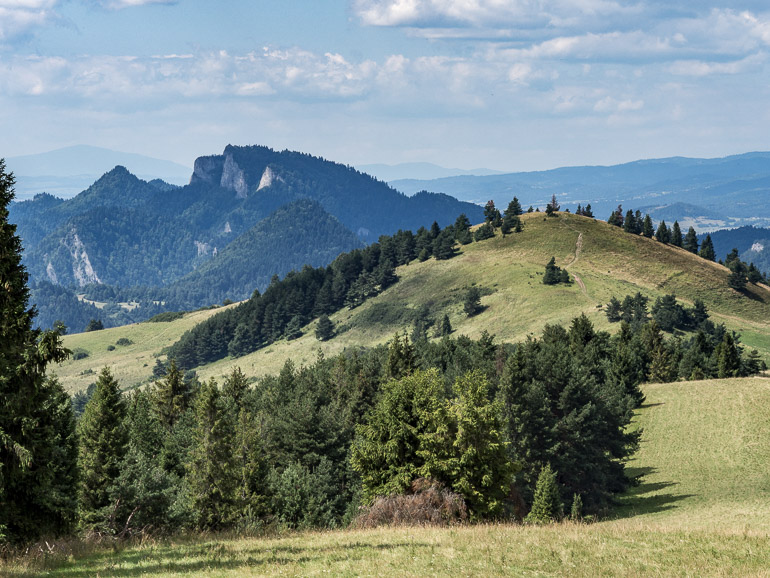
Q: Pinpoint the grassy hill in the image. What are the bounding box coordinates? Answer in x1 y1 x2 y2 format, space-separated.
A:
8 376 770 576
55 212 770 393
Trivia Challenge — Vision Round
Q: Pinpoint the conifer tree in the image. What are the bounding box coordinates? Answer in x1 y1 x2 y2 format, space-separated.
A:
727 261 748 291
0 160 76 543
582 204 594 218
623 210 636 234
715 333 741 378
315 314 335 341
655 220 671 243
152 359 190 430
506 196 523 217
77 367 128 529
671 221 683 247
525 464 563 523
464 286 482 316
699 234 716 261
187 379 236 529
386 332 416 379
683 226 699 253
642 214 654 238
440 314 453 336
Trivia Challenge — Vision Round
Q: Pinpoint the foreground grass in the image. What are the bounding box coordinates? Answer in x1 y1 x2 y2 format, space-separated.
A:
7 523 770 577
6 376 770 576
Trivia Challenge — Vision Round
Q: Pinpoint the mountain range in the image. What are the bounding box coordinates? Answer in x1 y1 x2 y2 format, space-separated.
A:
389 152 770 230
10 145 483 332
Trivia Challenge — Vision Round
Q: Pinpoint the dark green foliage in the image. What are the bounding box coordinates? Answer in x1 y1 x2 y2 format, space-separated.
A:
146 311 187 323
186 380 236 530
0 159 77 544
351 369 515 519
151 359 192 430
85 319 104 332
463 286 482 316
546 194 560 216
440 314 453 336
473 222 495 241
387 332 417 379
315 314 335 341
116 337 133 346
683 226 699 253
506 197 523 218
432 229 457 260
700 234 716 261
655 220 671 244
671 221 683 247
605 296 622 322
483 200 500 225
727 261 748 291
623 210 638 234
268 459 338 529
543 257 570 285
607 205 623 227
716 333 742 378
524 464 563 523
642 214 654 238
77 367 128 530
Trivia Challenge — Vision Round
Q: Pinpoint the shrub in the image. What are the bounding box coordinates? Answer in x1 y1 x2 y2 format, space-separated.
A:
353 479 468 528
116 338 133 346
106 345 115 351
72 349 90 360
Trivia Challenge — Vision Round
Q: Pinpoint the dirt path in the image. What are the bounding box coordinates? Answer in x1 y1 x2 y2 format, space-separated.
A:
565 232 587 295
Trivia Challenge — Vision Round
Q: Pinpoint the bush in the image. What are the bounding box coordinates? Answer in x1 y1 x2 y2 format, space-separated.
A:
146 311 186 323
353 479 468 528
107 345 116 351
72 348 90 360
116 338 133 346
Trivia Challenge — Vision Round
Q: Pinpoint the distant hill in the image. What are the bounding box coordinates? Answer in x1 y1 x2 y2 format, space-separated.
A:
7 145 192 199
357 162 504 182
702 226 770 275
390 152 770 230
56 211 770 392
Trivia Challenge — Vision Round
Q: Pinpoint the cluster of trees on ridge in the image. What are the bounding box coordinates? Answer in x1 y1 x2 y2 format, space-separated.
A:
168 197 527 369
606 205 769 288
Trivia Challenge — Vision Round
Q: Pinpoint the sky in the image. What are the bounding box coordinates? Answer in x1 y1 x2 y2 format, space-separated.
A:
2 0 770 172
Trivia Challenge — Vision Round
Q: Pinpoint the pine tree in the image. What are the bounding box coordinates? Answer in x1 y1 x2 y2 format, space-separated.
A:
77 367 128 529
715 333 741 378
543 257 563 285
525 464 563 523
315 314 335 341
187 379 236 529
671 221 683 247
445 371 516 519
440 314 453 336
484 200 498 224
386 332 416 379
506 196 523 217
0 160 76 543
547 194 560 215
727 261 747 291
605 296 622 322
699 234 716 261
683 226 699 253
152 359 191 430
464 286 482 316
623 210 636 234
583 204 594 218
642 214 654 238
655 220 671 243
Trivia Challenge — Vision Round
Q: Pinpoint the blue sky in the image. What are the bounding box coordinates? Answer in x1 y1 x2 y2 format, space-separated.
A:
2 0 770 171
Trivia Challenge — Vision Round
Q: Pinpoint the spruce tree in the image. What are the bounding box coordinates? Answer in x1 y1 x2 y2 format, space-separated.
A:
655 220 670 243
525 464 563 523
728 261 748 291
152 359 191 430
583 204 594 218
464 286 482 316
506 196 523 217
0 160 76 543
683 226 699 253
77 367 128 529
642 214 654 238
440 314 453 336
699 234 716 261
623 210 636 234
315 314 335 341
671 221 683 247
187 379 236 529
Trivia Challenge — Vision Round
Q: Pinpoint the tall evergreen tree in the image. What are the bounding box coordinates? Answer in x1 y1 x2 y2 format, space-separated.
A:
623 210 637 234
152 359 191 430
671 221 683 247
524 464 563 523
464 286 483 316
505 197 523 217
683 226 699 253
699 234 716 261
642 214 654 238
315 314 335 341
0 159 76 543
187 379 236 529
77 367 128 529
655 220 671 243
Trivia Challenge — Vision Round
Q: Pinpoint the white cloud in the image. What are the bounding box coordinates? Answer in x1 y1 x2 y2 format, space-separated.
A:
99 0 175 9
0 0 57 42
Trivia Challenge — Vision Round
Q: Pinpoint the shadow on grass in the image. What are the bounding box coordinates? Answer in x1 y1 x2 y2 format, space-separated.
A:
8 539 431 577
611 467 694 520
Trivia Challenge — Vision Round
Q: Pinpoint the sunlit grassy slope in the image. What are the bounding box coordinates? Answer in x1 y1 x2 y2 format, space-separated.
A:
8 376 770 576
57 212 770 393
